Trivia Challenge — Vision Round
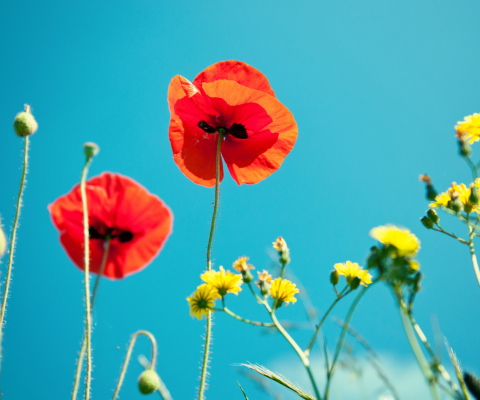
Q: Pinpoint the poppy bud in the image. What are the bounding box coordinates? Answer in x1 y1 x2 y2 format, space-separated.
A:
464 371 480 400
0 225 6 258
426 209 439 223
13 105 38 137
420 216 434 229
330 270 339 285
349 277 361 290
458 137 472 157
84 142 100 158
138 369 160 395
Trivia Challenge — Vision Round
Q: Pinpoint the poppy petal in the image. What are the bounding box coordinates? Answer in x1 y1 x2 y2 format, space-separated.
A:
202 80 297 184
193 60 276 97
168 76 224 187
49 173 173 279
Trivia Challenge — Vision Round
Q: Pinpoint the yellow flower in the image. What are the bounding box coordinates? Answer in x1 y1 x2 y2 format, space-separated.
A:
334 261 372 287
201 266 243 297
187 284 218 320
232 256 254 272
429 182 478 212
270 278 299 306
455 113 480 144
370 225 420 257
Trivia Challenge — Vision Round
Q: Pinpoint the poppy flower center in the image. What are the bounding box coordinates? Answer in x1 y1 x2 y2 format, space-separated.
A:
89 226 134 243
198 120 248 139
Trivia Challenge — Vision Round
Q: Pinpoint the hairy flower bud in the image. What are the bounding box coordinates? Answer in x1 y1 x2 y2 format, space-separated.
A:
420 216 434 229
470 184 479 206
458 137 472 157
13 105 38 137
426 209 439 223
138 369 160 395
349 276 361 290
330 270 339 285
84 142 100 158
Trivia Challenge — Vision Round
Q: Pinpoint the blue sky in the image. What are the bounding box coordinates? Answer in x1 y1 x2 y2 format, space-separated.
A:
1 0 480 399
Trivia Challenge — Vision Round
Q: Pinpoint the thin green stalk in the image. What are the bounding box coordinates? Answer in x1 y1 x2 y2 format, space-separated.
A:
407 310 460 397
206 133 223 272
269 311 322 400
220 306 275 327
467 225 480 286
80 155 94 400
324 286 368 400
198 132 223 400
111 330 158 400
398 300 440 400
0 136 29 362
71 239 111 400
305 287 349 357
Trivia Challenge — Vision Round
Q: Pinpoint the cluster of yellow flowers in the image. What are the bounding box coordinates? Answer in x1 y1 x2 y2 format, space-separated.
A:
187 238 300 319
429 179 480 213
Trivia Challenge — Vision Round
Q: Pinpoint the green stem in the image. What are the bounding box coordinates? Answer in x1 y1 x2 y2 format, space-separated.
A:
206 133 223 272
407 308 460 397
221 306 275 327
80 155 94 400
467 225 480 286
269 311 322 400
432 226 468 245
304 287 349 357
0 136 29 366
71 239 111 400
398 299 440 400
324 285 368 400
198 132 223 400
111 330 158 400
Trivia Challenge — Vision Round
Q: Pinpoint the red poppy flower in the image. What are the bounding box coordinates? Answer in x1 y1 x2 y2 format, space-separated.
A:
168 60 298 187
48 173 173 279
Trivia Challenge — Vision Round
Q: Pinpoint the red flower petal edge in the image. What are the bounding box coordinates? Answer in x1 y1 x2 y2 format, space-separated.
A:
168 60 298 187
48 172 173 279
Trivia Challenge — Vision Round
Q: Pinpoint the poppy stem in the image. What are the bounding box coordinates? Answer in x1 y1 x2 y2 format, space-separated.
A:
111 330 158 400
71 239 111 400
206 133 224 271
198 133 223 400
0 136 29 369
79 154 95 400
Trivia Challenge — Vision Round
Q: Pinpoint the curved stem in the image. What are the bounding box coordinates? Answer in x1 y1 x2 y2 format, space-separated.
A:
111 330 158 400
0 136 29 366
71 239 111 400
269 311 322 400
305 287 349 357
80 155 94 400
324 286 368 400
198 132 223 400
398 299 440 400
